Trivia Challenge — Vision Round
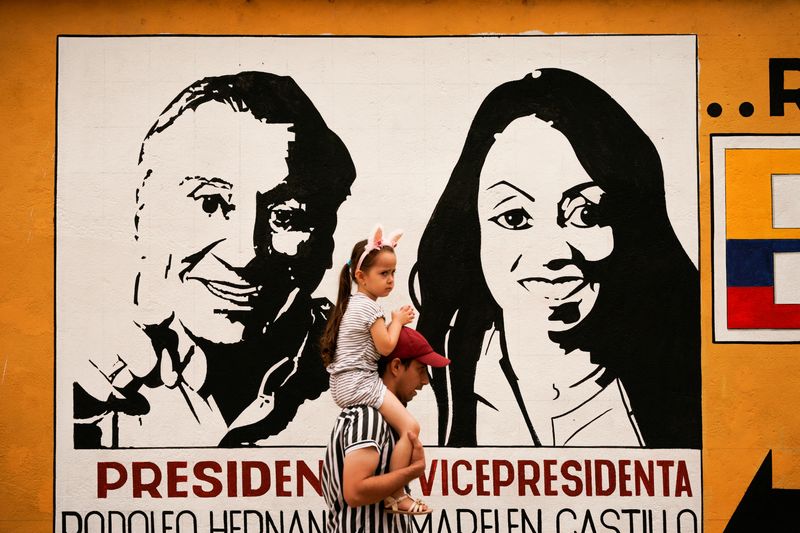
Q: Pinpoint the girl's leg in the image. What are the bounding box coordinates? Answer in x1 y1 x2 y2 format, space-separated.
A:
379 390 431 513
379 390 419 471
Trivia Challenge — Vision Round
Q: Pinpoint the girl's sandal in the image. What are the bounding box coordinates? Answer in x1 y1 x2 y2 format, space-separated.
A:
384 494 432 516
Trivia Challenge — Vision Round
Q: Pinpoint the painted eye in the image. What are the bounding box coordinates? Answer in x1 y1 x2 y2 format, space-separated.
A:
563 203 599 228
189 191 235 219
187 181 235 219
558 184 606 229
266 199 313 234
200 195 233 216
268 207 310 233
489 207 533 230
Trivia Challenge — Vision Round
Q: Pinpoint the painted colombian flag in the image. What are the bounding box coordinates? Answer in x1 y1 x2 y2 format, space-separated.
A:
724 148 800 330
727 240 800 328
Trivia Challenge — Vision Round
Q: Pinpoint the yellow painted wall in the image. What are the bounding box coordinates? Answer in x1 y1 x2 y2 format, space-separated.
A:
1 1 799 532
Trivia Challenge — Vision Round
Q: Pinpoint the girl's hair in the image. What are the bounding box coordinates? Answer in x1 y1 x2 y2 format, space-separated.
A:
414 68 700 448
320 239 395 366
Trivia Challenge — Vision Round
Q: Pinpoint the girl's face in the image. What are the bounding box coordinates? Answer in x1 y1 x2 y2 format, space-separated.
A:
477 116 614 332
356 249 397 300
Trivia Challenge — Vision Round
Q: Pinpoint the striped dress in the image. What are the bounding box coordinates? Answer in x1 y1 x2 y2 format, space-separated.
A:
322 405 408 533
327 293 388 409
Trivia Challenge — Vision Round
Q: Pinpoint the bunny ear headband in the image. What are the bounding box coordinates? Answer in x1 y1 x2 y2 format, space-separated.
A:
355 224 403 272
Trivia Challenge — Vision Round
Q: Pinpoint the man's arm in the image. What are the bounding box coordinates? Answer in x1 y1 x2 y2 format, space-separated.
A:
342 431 425 507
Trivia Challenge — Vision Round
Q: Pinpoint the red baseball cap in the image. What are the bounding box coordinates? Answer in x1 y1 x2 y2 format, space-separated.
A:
389 327 451 367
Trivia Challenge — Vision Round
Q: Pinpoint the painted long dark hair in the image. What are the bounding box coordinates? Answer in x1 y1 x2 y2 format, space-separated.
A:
415 69 700 448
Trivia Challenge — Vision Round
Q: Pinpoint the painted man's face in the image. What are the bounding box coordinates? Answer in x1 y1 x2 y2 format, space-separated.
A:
477 116 614 332
136 102 313 344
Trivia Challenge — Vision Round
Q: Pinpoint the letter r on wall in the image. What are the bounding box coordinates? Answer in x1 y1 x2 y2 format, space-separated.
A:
769 58 800 116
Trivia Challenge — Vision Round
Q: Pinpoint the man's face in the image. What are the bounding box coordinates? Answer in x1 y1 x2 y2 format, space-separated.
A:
393 359 430 405
136 102 315 344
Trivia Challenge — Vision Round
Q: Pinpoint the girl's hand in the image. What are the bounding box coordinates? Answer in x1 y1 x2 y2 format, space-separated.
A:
392 305 415 326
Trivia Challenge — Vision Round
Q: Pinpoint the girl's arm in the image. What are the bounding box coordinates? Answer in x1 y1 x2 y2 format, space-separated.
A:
370 306 414 355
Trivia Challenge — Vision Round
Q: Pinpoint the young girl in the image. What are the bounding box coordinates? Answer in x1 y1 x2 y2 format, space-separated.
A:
320 225 431 515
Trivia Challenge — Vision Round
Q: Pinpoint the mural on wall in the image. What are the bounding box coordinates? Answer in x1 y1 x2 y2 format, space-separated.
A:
415 69 701 449
57 36 701 532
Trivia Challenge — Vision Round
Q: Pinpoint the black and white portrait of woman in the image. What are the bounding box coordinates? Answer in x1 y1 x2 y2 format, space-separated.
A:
415 68 700 449
72 71 356 447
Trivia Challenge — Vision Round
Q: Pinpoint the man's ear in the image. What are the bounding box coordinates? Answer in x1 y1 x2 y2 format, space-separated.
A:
388 358 403 376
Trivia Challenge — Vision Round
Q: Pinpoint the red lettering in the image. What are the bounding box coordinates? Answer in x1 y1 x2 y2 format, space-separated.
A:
193 461 223 497
492 460 514 496
618 460 632 496
634 460 654 496
517 460 540 496
227 461 238 497
441 459 449 496
476 460 490 496
595 460 615 496
242 461 270 497
97 462 127 498
167 461 188 497
675 460 692 497
657 460 674 496
296 460 322 497
585 459 593 496
132 462 162 498
276 460 291 496
561 460 582 497
418 459 437 497
543 459 557 496
452 460 472 495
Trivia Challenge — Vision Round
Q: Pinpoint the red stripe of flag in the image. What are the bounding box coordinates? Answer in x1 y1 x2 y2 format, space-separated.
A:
728 286 800 329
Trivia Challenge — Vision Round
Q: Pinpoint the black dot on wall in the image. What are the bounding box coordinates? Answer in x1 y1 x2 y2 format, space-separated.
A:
707 103 722 117
739 102 754 117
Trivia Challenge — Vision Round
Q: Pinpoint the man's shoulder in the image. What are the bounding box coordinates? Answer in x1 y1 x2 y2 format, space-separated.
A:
336 405 391 433
329 405 393 454
338 404 384 420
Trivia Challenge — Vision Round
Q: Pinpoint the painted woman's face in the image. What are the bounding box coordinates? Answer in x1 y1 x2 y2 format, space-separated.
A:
477 116 614 332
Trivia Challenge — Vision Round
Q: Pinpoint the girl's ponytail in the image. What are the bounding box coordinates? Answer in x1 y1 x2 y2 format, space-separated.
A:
320 263 352 366
320 239 369 367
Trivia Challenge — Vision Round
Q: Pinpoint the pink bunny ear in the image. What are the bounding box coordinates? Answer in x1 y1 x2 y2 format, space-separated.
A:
356 224 402 271
370 224 384 248
386 229 403 247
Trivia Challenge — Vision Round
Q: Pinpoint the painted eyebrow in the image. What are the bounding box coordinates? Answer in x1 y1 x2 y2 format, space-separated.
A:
560 181 599 202
487 180 536 204
182 175 233 190
493 195 517 209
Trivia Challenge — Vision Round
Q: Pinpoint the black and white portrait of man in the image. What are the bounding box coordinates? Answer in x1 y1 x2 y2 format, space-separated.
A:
72 71 355 447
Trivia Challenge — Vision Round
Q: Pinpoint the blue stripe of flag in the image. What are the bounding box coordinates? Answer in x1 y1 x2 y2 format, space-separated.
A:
726 239 800 286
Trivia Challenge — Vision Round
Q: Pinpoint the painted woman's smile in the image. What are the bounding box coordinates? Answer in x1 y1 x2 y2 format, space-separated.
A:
517 276 586 300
